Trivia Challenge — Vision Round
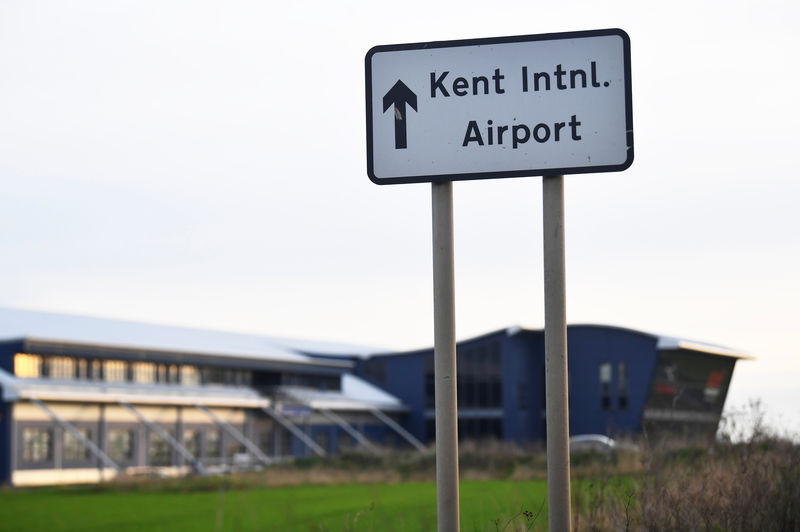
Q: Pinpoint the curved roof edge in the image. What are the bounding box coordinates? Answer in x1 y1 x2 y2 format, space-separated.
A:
656 337 753 360
505 323 752 360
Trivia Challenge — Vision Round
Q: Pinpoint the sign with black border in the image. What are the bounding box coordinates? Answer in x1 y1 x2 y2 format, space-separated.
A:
365 28 633 185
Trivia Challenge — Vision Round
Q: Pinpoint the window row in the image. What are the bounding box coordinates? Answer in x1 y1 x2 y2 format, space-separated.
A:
13 353 252 387
20 425 360 467
21 426 254 466
424 418 503 442
424 341 503 379
425 373 502 409
423 341 504 409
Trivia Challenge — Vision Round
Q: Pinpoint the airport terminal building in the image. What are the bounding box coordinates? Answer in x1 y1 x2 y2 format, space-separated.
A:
0 308 747 486
354 324 747 444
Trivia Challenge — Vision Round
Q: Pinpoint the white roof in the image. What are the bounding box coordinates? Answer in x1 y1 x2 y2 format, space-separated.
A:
278 374 406 412
270 337 392 357
655 336 752 359
507 323 750 359
0 307 377 367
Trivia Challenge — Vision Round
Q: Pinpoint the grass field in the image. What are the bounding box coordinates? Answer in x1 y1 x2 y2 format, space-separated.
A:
0 479 553 532
3 424 797 532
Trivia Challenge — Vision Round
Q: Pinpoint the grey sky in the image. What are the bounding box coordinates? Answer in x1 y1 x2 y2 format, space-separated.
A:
1 0 798 434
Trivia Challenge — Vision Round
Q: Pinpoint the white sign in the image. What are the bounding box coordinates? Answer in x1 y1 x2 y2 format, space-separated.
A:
365 29 633 184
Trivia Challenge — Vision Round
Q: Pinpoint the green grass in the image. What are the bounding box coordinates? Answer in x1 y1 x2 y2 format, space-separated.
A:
0 480 550 532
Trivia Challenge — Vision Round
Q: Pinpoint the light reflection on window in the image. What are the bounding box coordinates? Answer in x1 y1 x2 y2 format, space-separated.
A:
132 362 156 384
104 360 127 382
14 353 42 378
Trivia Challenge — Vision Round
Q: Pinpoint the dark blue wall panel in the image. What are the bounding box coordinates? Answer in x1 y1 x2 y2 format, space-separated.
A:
0 341 22 374
567 325 659 437
0 342 19 483
355 352 428 441
0 400 10 484
354 325 669 444
503 330 544 442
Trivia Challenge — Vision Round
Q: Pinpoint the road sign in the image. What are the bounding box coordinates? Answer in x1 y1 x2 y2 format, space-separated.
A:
365 29 633 185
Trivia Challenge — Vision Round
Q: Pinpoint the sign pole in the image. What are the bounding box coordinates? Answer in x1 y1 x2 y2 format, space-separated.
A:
543 174 572 532
367 29 632 532
432 180 460 532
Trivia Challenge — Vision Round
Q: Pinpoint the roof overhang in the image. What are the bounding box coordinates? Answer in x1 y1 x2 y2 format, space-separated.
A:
0 369 270 408
277 374 408 412
11 337 353 372
656 337 754 360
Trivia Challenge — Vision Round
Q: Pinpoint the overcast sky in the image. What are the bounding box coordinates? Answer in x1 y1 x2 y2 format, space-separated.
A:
1 0 798 435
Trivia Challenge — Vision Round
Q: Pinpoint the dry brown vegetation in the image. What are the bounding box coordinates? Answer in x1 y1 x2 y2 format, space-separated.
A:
573 437 800 531
573 403 800 531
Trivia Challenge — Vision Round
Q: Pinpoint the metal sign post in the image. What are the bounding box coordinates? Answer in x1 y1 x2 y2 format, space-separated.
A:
543 174 571 531
366 28 633 532
432 180 460 531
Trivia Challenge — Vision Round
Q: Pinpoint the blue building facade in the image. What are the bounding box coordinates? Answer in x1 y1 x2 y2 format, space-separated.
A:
353 324 744 444
0 308 746 486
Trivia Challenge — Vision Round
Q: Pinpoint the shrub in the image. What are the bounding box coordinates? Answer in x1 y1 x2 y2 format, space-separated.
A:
573 404 800 531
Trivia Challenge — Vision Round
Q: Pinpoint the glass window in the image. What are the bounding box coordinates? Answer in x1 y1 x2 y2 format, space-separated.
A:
618 362 628 409
206 430 221 458
108 429 134 462
76 359 89 380
226 442 244 458
202 367 226 386
477 381 489 406
278 430 292 456
314 430 330 454
490 419 503 439
463 418 477 439
425 373 435 409
168 365 180 384
219 369 251 386
64 428 91 461
704 370 726 403
180 365 200 386
90 359 102 380
23 427 52 462
14 353 42 378
425 419 436 444
490 381 502 408
518 382 530 410
47 357 75 380
260 430 274 456
600 362 612 410
183 429 200 458
132 362 156 384
104 360 128 382
646 351 736 413
149 430 172 466
599 362 612 382
75 359 103 380
464 377 476 408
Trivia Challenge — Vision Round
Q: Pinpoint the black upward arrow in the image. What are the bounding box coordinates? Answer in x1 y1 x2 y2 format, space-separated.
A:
382 80 417 150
